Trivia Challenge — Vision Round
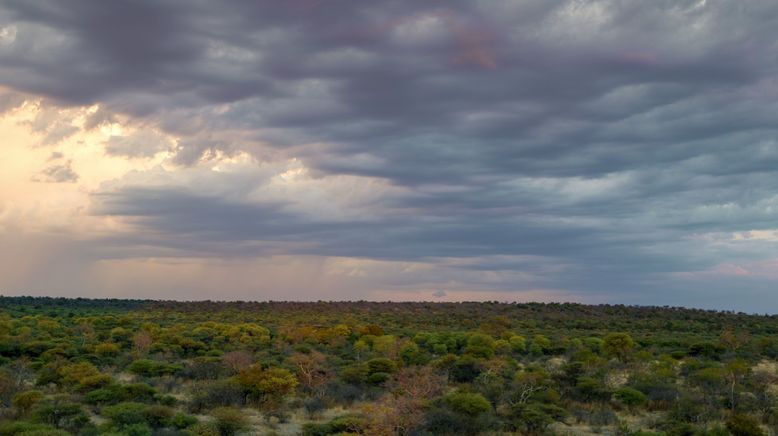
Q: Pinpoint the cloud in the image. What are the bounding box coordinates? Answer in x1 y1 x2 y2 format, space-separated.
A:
104 130 173 158
33 160 78 183
1 0 778 310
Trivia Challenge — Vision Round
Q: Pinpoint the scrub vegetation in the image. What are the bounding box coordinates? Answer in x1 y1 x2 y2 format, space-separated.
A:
1 296 778 435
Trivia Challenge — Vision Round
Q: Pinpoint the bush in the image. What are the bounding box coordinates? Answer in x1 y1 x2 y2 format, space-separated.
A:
31 396 91 433
450 356 481 383
443 392 492 416
210 407 250 436
575 376 610 402
323 381 363 405
184 357 223 380
235 365 298 404
340 364 369 385
303 397 326 416
464 334 496 358
95 342 121 356
614 387 647 409
119 423 153 436
85 383 158 405
128 359 182 377
143 404 174 428
189 380 245 413
122 383 159 403
367 371 390 385
516 404 554 434
77 374 113 392
189 422 220 436
509 335 527 353
726 414 766 436
102 402 149 427
302 415 364 436
366 358 396 375
170 412 198 429
0 421 70 436
12 390 44 416
424 405 500 436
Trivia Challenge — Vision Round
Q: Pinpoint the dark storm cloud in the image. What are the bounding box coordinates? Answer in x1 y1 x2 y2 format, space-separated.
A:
3 0 778 306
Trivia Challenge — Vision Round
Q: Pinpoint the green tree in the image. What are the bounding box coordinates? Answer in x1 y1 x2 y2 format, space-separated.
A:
12 390 44 417
603 333 634 362
236 365 298 405
443 391 492 416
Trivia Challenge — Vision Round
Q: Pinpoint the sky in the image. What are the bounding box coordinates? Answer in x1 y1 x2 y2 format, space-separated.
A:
1 0 778 312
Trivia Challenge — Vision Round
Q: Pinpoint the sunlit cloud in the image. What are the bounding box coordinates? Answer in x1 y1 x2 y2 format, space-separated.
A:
1 1 778 311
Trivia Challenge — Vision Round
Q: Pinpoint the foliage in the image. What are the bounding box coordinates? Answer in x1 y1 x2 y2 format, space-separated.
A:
210 407 249 436
725 414 766 436
235 365 298 404
2 297 778 435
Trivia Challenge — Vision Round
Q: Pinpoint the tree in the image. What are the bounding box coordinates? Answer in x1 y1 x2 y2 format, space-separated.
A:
222 351 253 374
12 390 44 417
289 351 331 397
236 365 298 405
132 331 153 356
33 396 91 433
511 367 549 405
603 333 634 362
464 333 496 359
724 359 749 411
512 404 554 435
509 335 526 353
443 392 492 416
0 370 18 407
390 366 446 401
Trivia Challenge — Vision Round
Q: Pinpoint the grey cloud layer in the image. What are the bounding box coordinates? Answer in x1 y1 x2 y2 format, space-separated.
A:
2 0 778 308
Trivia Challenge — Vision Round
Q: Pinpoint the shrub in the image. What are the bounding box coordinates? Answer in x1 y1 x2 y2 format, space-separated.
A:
188 380 245 413
464 334 496 359
31 396 91 433
95 342 121 356
302 415 364 436
12 390 44 416
85 383 158 405
120 423 153 436
367 372 390 385
443 392 492 416
340 364 369 385
424 405 500 436
189 422 220 436
170 412 198 429
726 414 766 436
603 333 635 362
102 402 149 427
211 407 250 436
366 358 396 375
515 404 554 434
509 335 527 353
128 359 182 377
235 365 298 404
77 374 113 392
0 421 70 436
614 387 647 409
143 404 174 428
450 356 481 383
